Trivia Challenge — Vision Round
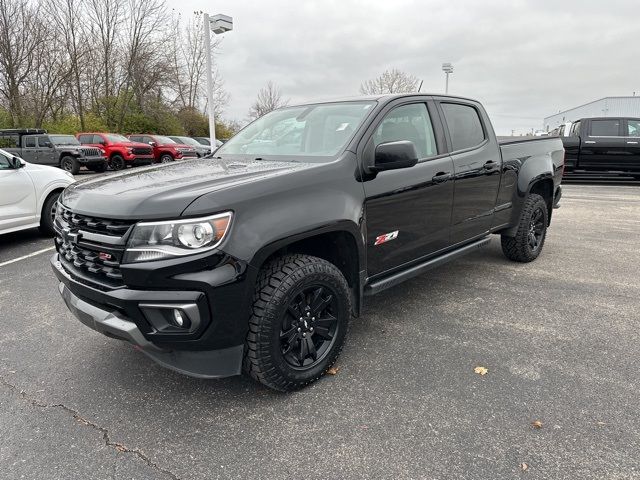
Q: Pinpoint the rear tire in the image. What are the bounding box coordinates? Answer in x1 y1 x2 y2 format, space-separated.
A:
243 254 351 392
39 192 60 236
501 193 548 263
60 156 80 175
110 155 125 170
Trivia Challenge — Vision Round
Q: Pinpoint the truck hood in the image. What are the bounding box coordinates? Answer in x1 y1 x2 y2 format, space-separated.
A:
61 157 311 219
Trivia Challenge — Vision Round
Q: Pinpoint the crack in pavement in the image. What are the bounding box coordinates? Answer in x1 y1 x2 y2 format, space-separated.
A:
0 375 181 480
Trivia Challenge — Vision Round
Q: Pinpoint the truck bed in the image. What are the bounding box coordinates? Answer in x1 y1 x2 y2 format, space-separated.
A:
497 136 557 145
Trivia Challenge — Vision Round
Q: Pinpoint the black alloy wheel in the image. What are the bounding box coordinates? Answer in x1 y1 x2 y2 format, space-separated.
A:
280 285 339 369
527 206 545 252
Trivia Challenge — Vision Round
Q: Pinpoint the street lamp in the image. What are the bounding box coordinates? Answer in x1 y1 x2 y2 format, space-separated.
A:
442 63 453 94
204 13 233 150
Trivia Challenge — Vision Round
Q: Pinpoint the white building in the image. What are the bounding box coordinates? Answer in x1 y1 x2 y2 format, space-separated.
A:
544 96 640 132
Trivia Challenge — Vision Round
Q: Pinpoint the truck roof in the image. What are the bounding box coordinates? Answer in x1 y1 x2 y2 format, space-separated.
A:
287 93 481 108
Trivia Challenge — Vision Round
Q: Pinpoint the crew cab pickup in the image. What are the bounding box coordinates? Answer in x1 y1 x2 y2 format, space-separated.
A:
0 130 107 174
562 117 640 179
127 134 198 163
76 133 154 171
51 94 564 391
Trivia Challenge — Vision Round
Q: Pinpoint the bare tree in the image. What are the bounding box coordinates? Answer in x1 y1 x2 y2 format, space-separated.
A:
248 81 288 120
359 68 420 95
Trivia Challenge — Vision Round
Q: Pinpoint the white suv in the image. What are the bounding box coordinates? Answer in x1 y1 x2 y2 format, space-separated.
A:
0 148 75 236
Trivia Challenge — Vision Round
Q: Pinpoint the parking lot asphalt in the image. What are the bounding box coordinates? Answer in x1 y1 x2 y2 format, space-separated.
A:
1 183 639 480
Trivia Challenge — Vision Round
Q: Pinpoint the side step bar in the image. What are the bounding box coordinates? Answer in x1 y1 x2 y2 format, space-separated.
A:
364 237 491 296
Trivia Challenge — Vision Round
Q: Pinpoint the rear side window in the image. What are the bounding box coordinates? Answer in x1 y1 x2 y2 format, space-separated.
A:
441 103 486 151
590 119 621 136
24 137 36 148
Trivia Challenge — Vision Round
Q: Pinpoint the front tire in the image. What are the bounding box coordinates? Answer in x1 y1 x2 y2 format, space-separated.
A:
110 155 125 170
244 254 351 392
60 156 79 175
39 192 60 236
159 153 174 163
501 193 548 262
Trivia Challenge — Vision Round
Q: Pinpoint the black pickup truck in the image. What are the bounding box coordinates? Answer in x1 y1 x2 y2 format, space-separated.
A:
51 94 564 391
562 117 640 178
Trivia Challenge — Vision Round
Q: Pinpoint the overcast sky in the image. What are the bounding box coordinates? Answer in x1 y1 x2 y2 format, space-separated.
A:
168 0 639 135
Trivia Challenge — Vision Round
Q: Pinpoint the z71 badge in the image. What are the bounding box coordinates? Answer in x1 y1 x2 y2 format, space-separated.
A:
374 230 399 246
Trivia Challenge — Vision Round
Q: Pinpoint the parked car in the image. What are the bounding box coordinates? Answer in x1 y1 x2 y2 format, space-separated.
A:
193 136 224 149
127 134 198 163
0 147 74 236
0 130 107 174
51 94 563 391
76 133 154 170
562 117 640 179
168 136 212 157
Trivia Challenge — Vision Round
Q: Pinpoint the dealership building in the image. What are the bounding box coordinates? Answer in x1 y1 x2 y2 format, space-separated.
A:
543 96 640 132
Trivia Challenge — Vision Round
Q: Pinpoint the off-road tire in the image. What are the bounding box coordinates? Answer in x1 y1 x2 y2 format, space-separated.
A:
243 254 351 392
60 156 80 175
110 155 125 170
39 191 60 236
160 153 174 163
501 193 548 262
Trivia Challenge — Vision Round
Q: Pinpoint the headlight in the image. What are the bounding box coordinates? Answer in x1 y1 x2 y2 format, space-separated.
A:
122 212 232 263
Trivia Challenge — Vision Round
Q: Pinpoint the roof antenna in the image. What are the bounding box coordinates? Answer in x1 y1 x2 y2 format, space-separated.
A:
417 80 423 93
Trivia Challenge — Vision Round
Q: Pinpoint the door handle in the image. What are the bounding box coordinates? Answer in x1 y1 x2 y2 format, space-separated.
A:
627 141 638 144
584 141 596 144
432 172 451 184
482 160 497 170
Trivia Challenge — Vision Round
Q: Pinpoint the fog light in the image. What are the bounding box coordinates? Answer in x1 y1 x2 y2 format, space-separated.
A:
173 309 185 327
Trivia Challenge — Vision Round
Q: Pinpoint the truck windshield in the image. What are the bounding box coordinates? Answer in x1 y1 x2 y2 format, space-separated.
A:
106 134 131 143
217 101 376 160
154 136 176 144
50 135 80 146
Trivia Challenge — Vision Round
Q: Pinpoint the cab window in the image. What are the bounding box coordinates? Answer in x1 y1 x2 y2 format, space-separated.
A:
627 120 640 137
374 103 437 159
0 151 12 169
440 103 486 151
24 136 36 148
590 119 621 136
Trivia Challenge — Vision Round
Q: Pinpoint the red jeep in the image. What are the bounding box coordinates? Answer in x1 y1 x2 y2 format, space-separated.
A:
127 134 198 163
76 133 154 170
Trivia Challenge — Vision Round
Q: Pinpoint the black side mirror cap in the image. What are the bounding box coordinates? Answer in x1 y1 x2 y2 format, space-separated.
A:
372 140 419 172
10 156 24 168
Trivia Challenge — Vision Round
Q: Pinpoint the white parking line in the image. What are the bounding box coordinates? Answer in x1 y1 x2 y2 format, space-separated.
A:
0 246 55 268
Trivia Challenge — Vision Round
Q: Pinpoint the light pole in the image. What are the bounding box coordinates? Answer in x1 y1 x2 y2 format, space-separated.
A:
204 13 233 149
442 63 453 94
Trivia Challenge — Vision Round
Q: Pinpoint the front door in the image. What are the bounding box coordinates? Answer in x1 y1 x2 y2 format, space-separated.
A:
362 101 454 277
437 100 502 244
0 151 36 232
36 135 56 165
624 119 640 174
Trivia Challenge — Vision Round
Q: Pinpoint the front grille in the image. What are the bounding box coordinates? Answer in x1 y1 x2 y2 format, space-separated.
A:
79 147 102 157
54 205 136 288
131 147 152 155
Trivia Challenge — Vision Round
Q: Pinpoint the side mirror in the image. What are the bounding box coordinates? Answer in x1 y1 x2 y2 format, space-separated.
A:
43 141 53 148
10 156 25 169
149 141 157 147
372 141 419 172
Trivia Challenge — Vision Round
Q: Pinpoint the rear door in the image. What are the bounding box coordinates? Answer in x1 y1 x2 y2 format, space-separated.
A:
623 119 640 174
20 136 39 163
579 118 627 171
361 99 454 277
436 99 502 244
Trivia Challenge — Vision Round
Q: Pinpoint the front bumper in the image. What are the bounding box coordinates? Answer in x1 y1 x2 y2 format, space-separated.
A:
129 156 154 166
51 253 247 378
78 155 107 166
